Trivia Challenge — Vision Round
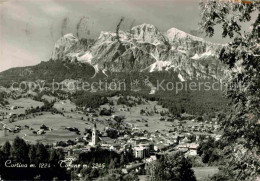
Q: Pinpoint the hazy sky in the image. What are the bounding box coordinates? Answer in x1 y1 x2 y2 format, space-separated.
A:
0 0 246 72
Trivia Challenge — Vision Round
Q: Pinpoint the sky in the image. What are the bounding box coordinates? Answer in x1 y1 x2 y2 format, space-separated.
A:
0 0 252 72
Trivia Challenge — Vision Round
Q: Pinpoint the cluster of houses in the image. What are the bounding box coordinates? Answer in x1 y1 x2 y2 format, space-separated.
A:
54 119 222 169
169 121 220 134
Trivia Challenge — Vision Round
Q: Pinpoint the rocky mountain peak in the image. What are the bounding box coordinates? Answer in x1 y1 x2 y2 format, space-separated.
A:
50 24 229 81
51 33 79 61
97 31 117 42
130 23 167 45
166 27 204 42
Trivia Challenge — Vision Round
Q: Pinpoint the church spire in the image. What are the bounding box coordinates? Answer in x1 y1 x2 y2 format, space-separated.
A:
91 122 98 146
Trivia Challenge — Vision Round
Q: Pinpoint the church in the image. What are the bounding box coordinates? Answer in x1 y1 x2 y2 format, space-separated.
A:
89 123 99 146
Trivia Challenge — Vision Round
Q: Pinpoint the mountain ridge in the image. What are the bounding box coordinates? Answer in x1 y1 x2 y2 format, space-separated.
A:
50 23 228 81
0 23 230 87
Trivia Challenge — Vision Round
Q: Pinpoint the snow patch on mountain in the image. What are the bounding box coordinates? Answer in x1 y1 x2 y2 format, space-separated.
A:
91 64 99 78
102 69 108 77
191 54 200 60
148 61 174 72
191 51 215 60
77 52 93 63
63 33 78 40
178 73 185 82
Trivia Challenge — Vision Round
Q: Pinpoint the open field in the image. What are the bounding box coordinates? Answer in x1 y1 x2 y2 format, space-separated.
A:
131 167 219 181
193 167 219 181
109 101 172 133
0 98 44 116
8 98 44 108
0 98 107 144
41 95 56 102
0 113 89 144
101 99 218 134
53 99 77 112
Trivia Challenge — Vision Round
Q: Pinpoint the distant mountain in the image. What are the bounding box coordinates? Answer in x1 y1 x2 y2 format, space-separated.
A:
51 33 95 63
0 23 229 88
51 24 229 81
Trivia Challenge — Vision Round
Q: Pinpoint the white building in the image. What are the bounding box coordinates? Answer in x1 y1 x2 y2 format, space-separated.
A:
178 143 199 156
133 145 150 159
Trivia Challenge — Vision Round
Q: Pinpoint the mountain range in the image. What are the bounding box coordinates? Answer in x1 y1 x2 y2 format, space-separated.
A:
0 23 229 87
51 23 229 81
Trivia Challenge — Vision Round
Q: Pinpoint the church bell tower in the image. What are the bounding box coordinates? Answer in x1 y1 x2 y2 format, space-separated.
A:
92 123 98 146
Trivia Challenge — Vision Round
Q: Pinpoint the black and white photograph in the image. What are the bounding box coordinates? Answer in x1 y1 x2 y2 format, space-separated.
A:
0 0 259 180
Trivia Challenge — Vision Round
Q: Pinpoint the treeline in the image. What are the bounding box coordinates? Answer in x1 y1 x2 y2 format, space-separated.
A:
25 100 62 115
0 69 228 116
0 137 69 180
146 152 196 181
0 92 8 106
197 137 227 165
0 60 95 87
72 87 227 116
71 147 135 180
72 91 110 108
77 147 134 167
117 96 144 107
70 72 228 116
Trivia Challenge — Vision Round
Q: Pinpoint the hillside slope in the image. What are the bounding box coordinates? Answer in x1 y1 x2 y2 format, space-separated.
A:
0 60 95 87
